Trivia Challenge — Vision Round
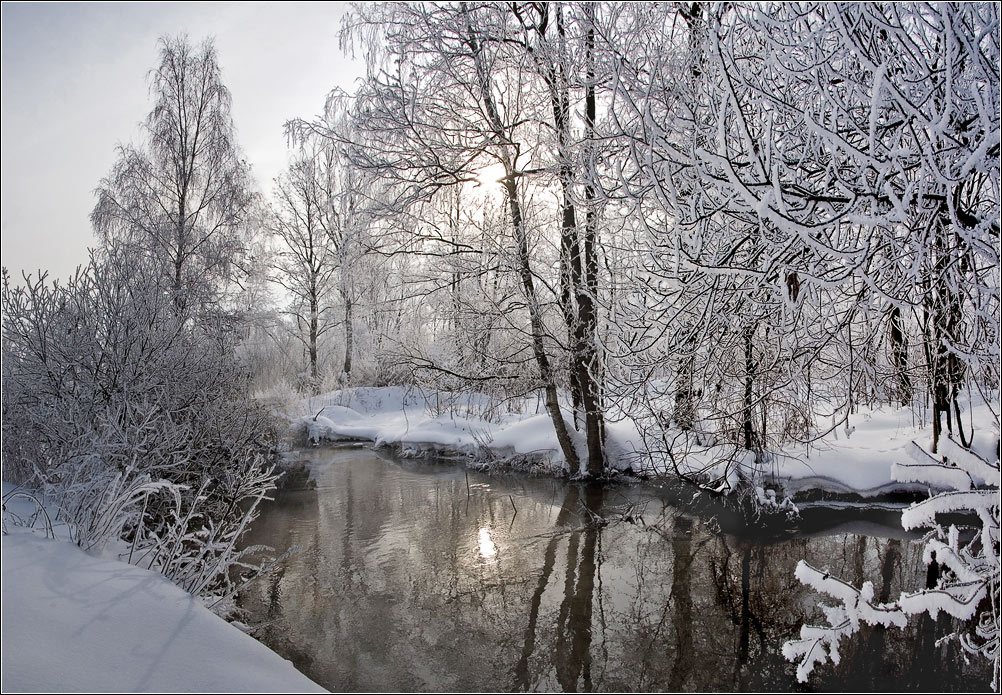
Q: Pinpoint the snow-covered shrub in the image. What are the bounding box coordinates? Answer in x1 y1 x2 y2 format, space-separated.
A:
783 437 1001 688
1 252 280 598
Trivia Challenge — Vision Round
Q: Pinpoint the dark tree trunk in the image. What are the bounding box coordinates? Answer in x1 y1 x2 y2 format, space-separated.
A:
579 5 605 477
309 294 319 383
889 305 911 406
343 294 353 380
540 3 584 429
504 176 581 473
928 205 969 452
743 324 756 452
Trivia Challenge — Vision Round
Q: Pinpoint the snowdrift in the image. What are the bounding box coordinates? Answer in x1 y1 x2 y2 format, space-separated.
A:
1 523 325 693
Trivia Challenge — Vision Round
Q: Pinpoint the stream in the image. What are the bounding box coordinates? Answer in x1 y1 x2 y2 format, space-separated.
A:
237 446 991 692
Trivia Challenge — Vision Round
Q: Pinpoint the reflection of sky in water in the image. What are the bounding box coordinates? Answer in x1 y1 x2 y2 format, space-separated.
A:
478 526 497 559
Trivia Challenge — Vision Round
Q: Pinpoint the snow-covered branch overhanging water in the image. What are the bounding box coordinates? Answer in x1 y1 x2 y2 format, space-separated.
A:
2 1 999 692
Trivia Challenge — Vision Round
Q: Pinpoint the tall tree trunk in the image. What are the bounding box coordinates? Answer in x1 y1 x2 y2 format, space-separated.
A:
743 324 756 452
343 294 353 380
579 4 605 477
309 293 319 383
929 205 970 452
504 176 581 473
173 190 188 314
547 4 585 430
540 2 606 475
888 305 911 406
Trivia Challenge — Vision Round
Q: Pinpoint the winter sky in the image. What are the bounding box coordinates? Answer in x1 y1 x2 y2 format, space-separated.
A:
1 2 364 281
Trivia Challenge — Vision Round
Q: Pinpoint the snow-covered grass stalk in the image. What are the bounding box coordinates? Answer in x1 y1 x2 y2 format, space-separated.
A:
146 457 280 599
783 437 1001 688
0 490 55 538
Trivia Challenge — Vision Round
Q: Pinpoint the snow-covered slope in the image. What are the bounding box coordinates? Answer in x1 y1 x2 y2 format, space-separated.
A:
1 530 325 693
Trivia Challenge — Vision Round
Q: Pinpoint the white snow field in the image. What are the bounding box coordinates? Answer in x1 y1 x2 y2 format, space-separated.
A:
1 520 325 693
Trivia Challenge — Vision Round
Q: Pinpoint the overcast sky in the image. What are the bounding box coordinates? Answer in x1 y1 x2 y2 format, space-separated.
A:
2 2 365 281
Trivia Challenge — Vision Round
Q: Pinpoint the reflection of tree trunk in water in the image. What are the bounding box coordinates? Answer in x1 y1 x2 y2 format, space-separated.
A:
341 468 355 575
555 530 582 689
513 486 580 690
335 469 358 680
554 486 602 692
666 516 694 692
863 539 898 689
852 535 867 587
513 486 603 692
732 544 766 691
267 563 286 620
733 546 751 690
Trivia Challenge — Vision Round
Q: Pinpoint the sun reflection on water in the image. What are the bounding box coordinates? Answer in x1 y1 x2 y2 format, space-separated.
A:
478 526 497 560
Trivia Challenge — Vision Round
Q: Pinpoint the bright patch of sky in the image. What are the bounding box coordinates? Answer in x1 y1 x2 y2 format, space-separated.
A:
1 2 364 281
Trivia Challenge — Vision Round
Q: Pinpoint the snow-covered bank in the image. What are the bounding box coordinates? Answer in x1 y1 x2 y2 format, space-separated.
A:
292 387 587 472
1 512 325 693
290 386 1000 500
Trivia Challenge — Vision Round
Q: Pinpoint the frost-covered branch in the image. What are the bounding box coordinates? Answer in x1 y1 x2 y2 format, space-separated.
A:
785 435 1000 687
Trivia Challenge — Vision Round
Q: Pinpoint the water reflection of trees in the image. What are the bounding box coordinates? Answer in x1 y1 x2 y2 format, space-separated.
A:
239 453 993 692
513 484 604 692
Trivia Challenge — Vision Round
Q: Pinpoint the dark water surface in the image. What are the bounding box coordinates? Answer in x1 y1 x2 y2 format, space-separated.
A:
238 447 990 692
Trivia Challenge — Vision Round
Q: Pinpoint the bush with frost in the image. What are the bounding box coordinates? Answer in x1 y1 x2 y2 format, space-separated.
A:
2 251 279 600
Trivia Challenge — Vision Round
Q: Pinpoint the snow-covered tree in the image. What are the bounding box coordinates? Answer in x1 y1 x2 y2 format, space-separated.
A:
269 154 343 387
600 1 999 487
335 2 601 471
91 35 257 316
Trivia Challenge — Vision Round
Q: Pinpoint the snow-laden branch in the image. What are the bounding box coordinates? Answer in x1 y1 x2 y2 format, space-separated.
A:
782 560 907 683
784 435 1001 686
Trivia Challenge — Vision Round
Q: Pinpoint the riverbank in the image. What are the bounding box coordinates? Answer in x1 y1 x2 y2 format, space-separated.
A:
287 386 1000 503
0 488 325 693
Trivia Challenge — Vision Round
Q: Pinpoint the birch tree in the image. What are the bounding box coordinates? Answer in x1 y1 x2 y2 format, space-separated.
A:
270 154 341 387
91 35 256 316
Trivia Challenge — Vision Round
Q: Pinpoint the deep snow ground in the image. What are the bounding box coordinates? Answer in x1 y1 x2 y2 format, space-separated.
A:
1 490 325 693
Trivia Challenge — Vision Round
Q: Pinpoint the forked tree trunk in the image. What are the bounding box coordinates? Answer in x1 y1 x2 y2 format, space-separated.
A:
540 2 605 476
463 6 582 472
